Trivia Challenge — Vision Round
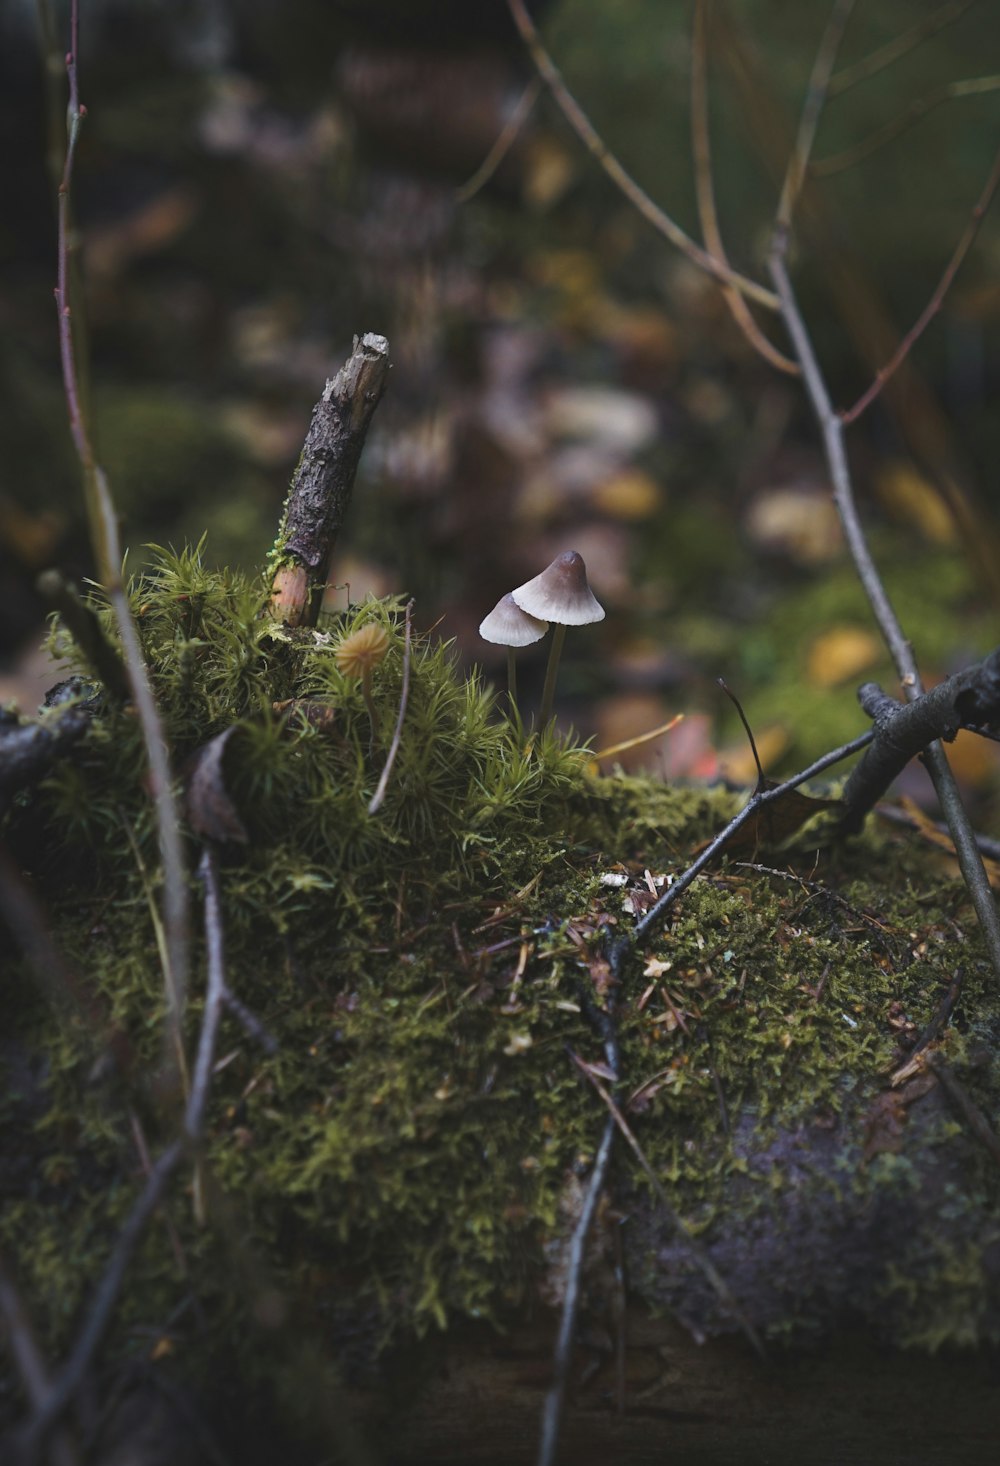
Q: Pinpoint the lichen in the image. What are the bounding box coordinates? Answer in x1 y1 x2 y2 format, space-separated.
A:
3 545 1000 1425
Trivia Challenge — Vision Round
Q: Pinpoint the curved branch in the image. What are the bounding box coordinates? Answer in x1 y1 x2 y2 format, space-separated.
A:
768 250 1000 983
504 0 780 311
774 0 856 238
814 74 1000 177
828 0 980 98
840 140 1000 424
53 0 189 1081
692 0 799 373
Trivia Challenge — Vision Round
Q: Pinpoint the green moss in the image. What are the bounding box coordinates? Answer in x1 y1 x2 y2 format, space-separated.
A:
4 544 1000 1409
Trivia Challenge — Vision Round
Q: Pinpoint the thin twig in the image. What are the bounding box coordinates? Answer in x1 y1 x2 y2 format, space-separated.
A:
538 977 622 1466
570 1055 766 1360
691 1 799 374
36 569 129 701
774 0 856 237
195 854 275 1054
891 967 963 1084
504 0 780 311
19 851 237 1458
926 1055 1000 1167
628 728 873 948
456 76 542 203
814 74 1000 176
19 1136 185 1459
368 600 414 816
0 1254 79 1466
840 140 1000 424
536 1114 615 1466
0 839 122 1050
828 0 980 98
875 801 1000 863
53 0 189 1081
188 849 229 1134
717 677 764 786
768 254 1000 985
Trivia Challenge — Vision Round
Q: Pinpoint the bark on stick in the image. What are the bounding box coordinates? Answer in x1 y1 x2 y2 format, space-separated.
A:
270 333 390 627
841 647 1000 831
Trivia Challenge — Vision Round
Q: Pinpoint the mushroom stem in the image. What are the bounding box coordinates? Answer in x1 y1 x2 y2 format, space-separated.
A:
507 648 518 713
538 623 566 728
361 669 378 750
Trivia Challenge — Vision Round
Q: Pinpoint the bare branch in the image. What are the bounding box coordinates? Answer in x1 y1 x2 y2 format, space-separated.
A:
0 1254 79 1466
814 74 1000 176
569 1054 766 1360
842 649 1000 827
841 141 1000 424
767 249 1000 983
18 847 247 1458
691 0 799 374
36 570 129 702
504 0 780 311
19 1136 185 1459
535 1115 615 1466
774 0 856 239
53 0 189 1079
927 1055 1000 1167
625 728 872 949
828 0 980 98
456 76 542 203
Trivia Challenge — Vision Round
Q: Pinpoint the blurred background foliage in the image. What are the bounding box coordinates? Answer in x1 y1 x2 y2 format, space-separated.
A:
1 0 999 811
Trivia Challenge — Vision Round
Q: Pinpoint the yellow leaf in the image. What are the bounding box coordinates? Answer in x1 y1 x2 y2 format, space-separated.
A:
806 625 882 688
717 723 789 784
590 467 663 520
875 461 955 544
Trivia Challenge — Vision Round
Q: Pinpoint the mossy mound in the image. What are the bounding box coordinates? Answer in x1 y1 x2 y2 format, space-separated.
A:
3 548 1000 1444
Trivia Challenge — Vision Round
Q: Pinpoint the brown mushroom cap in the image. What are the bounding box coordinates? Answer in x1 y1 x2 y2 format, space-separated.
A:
479 592 549 647
510 551 605 626
335 623 391 679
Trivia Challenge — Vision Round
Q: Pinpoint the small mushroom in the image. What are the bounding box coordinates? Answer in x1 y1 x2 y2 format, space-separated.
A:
511 551 604 726
335 622 390 748
479 592 548 712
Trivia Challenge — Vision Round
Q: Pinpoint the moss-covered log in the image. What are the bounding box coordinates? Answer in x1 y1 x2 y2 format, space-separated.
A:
3 549 1000 1461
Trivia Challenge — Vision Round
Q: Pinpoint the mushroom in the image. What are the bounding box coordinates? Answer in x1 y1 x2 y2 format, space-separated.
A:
479 592 548 713
335 622 390 748
510 551 605 727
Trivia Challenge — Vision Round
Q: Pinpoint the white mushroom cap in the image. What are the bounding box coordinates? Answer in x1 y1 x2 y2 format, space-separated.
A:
479 592 549 647
510 551 605 626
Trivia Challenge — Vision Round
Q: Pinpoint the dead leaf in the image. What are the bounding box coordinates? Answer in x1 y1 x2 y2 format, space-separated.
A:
522 134 576 209
862 1090 906 1160
806 625 882 688
875 460 955 544
716 723 789 784
186 727 248 844
745 486 843 565
590 467 663 520
710 783 843 859
881 796 1000 888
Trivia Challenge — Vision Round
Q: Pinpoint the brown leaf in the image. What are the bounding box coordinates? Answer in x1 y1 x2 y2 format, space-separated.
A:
186 727 248 844
862 1091 906 1161
716 783 843 858
887 796 1000 889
